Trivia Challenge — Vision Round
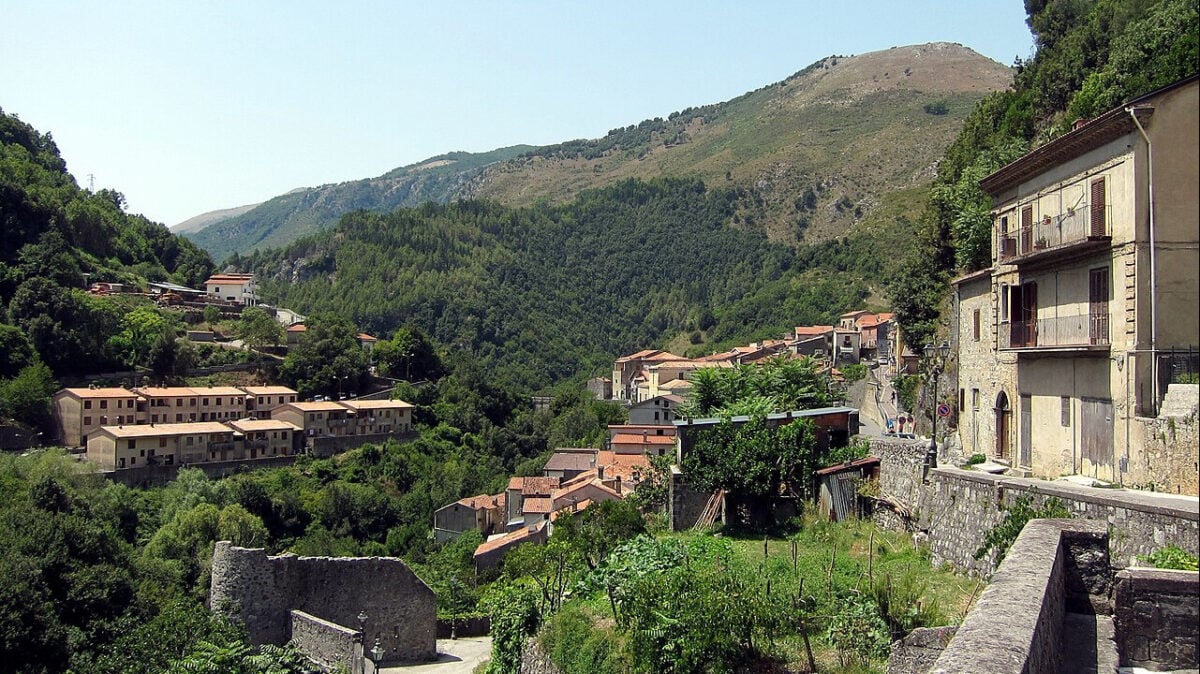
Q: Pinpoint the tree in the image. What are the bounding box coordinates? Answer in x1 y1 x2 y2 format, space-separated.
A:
106 306 177 371
0 323 37 378
0 362 57 430
374 326 443 381
236 306 284 353
278 314 369 399
553 499 646 571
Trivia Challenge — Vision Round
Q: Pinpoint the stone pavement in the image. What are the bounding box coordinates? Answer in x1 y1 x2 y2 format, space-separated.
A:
382 637 491 674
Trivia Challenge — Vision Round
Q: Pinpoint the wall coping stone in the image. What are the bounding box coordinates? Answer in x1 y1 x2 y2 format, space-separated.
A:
930 519 1106 674
1115 567 1200 594
930 467 1199 521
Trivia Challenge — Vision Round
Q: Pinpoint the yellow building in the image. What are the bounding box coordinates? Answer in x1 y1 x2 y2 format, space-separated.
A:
53 387 142 447
86 421 234 470
241 386 300 419
226 419 301 459
957 76 1198 490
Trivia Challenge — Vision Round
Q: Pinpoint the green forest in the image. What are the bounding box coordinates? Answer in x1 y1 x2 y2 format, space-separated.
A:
239 177 875 391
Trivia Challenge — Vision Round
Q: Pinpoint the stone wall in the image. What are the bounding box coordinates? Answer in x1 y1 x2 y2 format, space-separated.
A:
929 519 1109 674
867 437 928 511
310 430 415 457
210 542 436 664
1133 410 1199 496
289 610 363 674
668 466 715 531
915 468 1199 576
519 638 563 674
102 455 299 488
1114 568 1200 670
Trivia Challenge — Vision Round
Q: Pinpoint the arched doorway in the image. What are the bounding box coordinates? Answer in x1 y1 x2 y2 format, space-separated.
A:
994 391 1012 461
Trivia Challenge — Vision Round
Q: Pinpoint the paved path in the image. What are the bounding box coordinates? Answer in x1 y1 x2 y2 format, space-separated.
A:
382 637 491 674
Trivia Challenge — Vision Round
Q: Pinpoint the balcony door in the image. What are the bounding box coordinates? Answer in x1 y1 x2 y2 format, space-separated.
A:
1089 268 1110 345
1009 282 1038 347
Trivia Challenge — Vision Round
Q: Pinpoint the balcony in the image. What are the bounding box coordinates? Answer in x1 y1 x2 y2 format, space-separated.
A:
998 204 1111 267
999 312 1110 352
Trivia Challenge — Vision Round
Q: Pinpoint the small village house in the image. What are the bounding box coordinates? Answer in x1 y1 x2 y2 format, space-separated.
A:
204 273 258 306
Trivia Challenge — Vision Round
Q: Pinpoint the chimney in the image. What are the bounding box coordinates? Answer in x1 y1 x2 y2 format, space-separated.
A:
616 476 622 494
597 465 605 480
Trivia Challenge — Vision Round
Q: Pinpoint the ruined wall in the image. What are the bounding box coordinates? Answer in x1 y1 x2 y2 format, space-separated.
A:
289 610 363 674
210 542 436 663
1114 568 1200 670
916 468 1199 576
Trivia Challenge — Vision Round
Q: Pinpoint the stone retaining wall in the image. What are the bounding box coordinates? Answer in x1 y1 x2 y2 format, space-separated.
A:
290 610 363 674
101 455 299 487
929 519 1109 674
1114 568 1200 670
917 468 1199 576
519 638 563 674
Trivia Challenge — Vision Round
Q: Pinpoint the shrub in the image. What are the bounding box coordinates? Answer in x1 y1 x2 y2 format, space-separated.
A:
974 495 1070 563
1139 545 1199 571
966 453 986 465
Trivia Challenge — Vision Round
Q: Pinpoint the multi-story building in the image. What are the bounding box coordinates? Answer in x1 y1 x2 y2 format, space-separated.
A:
338 399 414 435
204 273 258 306
137 386 247 424
611 349 684 402
955 76 1198 489
242 386 300 419
86 421 235 470
225 418 301 459
53 387 142 447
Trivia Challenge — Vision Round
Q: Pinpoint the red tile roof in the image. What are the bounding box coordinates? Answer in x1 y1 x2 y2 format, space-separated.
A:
793 325 834 336
473 522 545 557
523 497 552 514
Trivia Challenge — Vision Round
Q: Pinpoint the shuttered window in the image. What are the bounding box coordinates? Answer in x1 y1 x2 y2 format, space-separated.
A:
1090 177 1106 236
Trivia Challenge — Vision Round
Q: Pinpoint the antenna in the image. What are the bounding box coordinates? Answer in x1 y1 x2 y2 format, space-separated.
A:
87 174 95 191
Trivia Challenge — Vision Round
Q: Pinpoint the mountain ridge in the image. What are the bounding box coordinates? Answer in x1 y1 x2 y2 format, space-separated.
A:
185 42 1011 261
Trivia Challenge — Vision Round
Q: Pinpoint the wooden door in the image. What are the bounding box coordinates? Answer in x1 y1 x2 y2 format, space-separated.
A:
1080 397 1114 473
1089 268 1110 345
995 392 1011 460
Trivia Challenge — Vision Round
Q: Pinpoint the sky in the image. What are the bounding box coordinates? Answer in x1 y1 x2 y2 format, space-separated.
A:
2 2 1034 227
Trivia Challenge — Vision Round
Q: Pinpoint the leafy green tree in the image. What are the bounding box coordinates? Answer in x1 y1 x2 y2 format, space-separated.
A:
374 325 443 381
278 313 369 399
682 417 821 500
553 499 646 571
236 306 284 352
0 362 57 430
0 323 37 379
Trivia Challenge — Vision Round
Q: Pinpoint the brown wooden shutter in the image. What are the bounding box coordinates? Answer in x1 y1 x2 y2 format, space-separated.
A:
1021 205 1034 252
1090 178 1106 236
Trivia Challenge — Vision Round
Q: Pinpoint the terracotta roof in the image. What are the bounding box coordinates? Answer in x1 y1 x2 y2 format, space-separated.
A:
517 477 561 496
455 493 503 510
357 333 377 342
611 433 676 446
840 310 871 318
205 275 254 285
279 401 347 412
57 387 138 399
193 386 246 396
552 478 621 503
473 521 544 557
793 325 834 336
340 399 414 410
241 386 299 396
136 387 199 397
96 422 231 438
287 324 307 332
653 360 734 370
658 378 692 390
523 497 552 514
225 419 300 433
507 476 525 491
596 450 651 483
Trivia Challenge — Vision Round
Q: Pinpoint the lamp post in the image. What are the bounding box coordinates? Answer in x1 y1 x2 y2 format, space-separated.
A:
357 610 367 640
923 342 951 473
366 637 385 670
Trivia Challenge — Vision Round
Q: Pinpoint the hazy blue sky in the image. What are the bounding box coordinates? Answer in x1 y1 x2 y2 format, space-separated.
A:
2 2 1033 227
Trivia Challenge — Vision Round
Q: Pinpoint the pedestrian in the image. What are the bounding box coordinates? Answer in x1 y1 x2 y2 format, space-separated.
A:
885 417 895 435
897 415 906 434
905 413 915 435
891 389 897 405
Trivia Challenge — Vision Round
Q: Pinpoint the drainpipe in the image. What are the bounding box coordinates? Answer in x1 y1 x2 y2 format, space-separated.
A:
1127 107 1158 415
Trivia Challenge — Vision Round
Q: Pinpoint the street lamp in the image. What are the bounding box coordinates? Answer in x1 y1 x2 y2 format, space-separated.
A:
357 610 368 639
923 342 951 474
367 637 385 668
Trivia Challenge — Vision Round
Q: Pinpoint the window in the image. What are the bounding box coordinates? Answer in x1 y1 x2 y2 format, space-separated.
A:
176 414 182 422
203 398 209 406
216 398 222 406
84 416 92 426
972 309 981 341
100 400 108 409
1000 285 1010 322
159 437 167 448
84 400 93 410
1061 397 1071 427
187 436 194 446
176 398 183 406
1090 177 1106 236
971 389 980 411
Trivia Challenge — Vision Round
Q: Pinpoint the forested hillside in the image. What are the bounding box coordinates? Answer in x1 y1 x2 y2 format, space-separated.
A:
887 0 1199 348
0 108 215 430
240 177 880 389
188 146 533 261
186 43 1010 262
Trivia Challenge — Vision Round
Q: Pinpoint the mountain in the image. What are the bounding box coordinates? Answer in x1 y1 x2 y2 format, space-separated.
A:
172 201 266 233
186 146 534 261
186 43 1011 261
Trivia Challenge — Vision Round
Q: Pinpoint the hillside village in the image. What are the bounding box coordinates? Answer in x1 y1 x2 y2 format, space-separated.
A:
2 3 1198 672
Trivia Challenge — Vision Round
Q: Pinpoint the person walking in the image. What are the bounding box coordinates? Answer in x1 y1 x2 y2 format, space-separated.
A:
885 417 895 435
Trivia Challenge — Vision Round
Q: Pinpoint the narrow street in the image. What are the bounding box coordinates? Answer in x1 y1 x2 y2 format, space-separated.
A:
382 638 491 674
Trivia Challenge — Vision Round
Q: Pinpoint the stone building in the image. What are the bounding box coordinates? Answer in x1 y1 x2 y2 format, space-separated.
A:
956 75 1199 490
210 542 436 665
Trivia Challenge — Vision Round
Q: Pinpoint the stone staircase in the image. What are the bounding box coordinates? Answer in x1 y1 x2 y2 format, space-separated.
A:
1158 383 1199 418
